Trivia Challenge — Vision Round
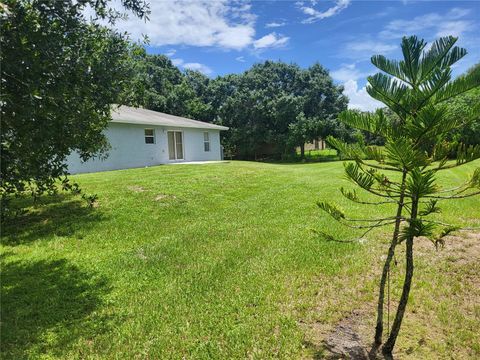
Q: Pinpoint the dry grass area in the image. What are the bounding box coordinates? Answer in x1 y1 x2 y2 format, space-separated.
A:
301 232 480 359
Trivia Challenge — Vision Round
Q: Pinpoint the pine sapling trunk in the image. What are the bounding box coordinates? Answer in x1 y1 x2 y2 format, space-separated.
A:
382 197 419 356
374 170 408 345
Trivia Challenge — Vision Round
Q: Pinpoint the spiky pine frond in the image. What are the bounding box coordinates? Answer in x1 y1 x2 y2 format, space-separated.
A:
439 225 460 238
340 187 359 202
419 199 440 216
431 141 457 168
406 104 459 145
316 201 345 221
415 67 452 107
364 145 386 163
367 73 409 116
312 230 338 242
371 171 397 192
418 36 465 83
434 64 480 104
338 109 387 135
384 137 429 170
467 168 480 189
400 218 435 241
399 35 427 85
371 55 410 85
326 136 366 161
455 144 480 166
406 168 438 198
344 163 375 191
431 225 460 249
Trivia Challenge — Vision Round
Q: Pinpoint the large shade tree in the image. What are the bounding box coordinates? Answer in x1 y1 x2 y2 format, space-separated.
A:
1 0 148 204
317 36 480 357
217 61 348 159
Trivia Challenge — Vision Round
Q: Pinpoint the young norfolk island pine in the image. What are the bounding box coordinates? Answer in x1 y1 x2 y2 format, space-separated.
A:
317 35 480 357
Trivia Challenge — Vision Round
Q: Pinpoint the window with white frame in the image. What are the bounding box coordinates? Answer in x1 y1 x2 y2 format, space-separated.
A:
144 128 155 144
203 131 210 152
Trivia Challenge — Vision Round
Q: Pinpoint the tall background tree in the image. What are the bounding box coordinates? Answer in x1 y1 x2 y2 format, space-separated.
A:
216 61 349 159
1 0 149 204
317 36 480 357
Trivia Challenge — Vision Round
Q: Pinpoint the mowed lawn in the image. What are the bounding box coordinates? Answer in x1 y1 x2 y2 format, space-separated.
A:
2 160 479 359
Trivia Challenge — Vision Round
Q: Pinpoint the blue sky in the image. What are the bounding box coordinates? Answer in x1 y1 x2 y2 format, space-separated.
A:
114 0 480 111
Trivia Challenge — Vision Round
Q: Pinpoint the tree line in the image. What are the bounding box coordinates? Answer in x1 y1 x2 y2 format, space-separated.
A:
119 49 352 159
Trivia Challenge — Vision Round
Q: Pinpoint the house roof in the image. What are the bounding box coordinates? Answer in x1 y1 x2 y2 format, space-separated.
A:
111 105 229 131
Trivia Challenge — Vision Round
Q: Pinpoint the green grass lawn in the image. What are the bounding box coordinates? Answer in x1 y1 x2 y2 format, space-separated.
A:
2 160 479 359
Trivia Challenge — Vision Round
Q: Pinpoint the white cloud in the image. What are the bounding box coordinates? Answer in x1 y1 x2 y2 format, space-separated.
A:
253 32 289 49
338 40 396 60
165 49 176 57
448 8 471 19
298 0 351 24
171 58 184 66
436 21 471 38
346 41 396 54
86 1 295 51
94 0 257 50
380 8 473 39
171 58 212 75
343 79 383 112
235 56 246 62
183 62 213 75
265 21 286 28
331 63 370 82
331 64 382 112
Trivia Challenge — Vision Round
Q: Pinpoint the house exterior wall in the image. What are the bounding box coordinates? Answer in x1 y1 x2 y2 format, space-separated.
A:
66 123 223 174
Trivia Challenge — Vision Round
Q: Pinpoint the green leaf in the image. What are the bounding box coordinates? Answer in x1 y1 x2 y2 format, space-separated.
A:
434 65 480 104
406 168 437 198
468 168 480 189
399 35 427 85
312 230 338 242
371 55 410 84
317 201 345 221
384 137 429 169
455 144 480 166
364 145 385 163
344 163 375 190
326 136 365 161
419 36 464 83
340 187 359 202
367 73 408 115
419 199 440 216
400 218 435 241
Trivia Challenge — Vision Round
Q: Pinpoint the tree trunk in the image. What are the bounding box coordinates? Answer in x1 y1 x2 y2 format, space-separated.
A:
374 170 408 346
382 198 418 356
300 144 305 159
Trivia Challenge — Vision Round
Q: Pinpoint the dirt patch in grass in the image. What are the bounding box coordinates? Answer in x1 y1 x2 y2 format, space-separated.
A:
303 232 480 359
322 309 370 359
415 231 480 267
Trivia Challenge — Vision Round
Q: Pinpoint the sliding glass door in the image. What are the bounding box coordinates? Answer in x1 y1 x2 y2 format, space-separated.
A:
167 131 183 160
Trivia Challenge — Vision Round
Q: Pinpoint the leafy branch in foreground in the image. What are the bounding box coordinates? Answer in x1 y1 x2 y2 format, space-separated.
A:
316 35 480 357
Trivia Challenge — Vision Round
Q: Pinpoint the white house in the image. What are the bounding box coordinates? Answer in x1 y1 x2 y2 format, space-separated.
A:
66 106 228 174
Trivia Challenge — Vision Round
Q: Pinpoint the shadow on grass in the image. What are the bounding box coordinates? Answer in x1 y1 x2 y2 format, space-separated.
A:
1 258 113 359
1 194 106 245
